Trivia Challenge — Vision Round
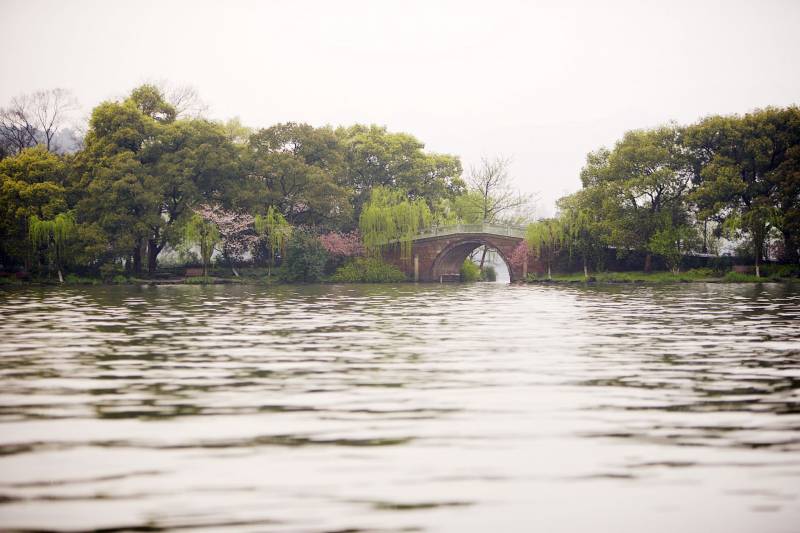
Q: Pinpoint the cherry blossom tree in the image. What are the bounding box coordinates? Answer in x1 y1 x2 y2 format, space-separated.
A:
193 204 257 268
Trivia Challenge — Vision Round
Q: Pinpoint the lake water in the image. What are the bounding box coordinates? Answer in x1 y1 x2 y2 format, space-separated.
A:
0 282 799 532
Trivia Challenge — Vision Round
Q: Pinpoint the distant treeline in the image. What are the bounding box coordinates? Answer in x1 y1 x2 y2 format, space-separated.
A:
524 107 800 278
0 84 798 281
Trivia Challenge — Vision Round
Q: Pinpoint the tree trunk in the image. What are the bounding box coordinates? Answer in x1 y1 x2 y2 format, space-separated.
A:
147 239 161 274
583 257 588 279
702 220 708 254
644 253 652 272
479 246 487 269
132 244 142 275
755 253 761 278
57 269 63 283
547 263 552 280
782 230 798 264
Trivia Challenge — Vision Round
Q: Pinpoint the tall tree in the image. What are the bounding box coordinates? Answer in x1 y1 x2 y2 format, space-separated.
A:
580 124 693 271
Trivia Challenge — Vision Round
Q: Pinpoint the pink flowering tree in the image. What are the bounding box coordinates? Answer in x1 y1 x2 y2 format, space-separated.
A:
319 231 363 273
192 204 258 266
510 241 528 274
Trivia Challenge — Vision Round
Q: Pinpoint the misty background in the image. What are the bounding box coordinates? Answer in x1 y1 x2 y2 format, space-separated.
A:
3 0 799 215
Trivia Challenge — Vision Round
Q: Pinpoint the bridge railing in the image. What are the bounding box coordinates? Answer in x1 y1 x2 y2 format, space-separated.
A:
413 222 527 240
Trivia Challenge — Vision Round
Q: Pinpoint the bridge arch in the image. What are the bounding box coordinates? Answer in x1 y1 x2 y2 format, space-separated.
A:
431 238 514 282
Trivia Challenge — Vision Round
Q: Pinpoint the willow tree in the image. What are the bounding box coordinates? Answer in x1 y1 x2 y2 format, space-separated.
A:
558 189 605 279
526 218 565 280
28 212 76 283
359 186 432 260
255 206 291 279
183 214 220 277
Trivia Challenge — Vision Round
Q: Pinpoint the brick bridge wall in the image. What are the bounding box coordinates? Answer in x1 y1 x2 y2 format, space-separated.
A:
383 233 543 282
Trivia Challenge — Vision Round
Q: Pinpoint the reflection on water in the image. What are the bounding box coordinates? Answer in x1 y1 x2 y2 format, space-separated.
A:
0 282 798 532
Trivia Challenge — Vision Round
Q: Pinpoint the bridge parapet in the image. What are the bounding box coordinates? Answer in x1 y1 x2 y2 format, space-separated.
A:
413 222 527 241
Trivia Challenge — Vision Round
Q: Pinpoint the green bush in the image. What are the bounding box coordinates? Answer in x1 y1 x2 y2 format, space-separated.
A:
481 265 497 281
112 274 129 284
330 258 406 283
460 259 481 282
184 276 214 284
762 264 800 278
281 230 328 283
64 273 100 285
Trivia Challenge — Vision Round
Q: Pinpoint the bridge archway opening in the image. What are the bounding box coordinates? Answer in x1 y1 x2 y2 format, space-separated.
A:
430 240 513 283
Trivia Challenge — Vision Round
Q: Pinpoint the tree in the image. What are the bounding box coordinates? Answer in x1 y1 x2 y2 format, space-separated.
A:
337 124 464 218
686 107 800 271
0 89 77 155
580 124 692 271
255 206 291 278
193 203 257 267
247 123 351 229
183 213 220 277
359 186 431 260
0 146 69 267
462 156 535 268
526 218 565 280
28 212 76 282
464 156 534 223
648 222 698 274
281 229 327 282
557 188 606 278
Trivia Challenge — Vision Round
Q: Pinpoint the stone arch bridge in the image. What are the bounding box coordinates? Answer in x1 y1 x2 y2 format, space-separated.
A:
382 223 540 282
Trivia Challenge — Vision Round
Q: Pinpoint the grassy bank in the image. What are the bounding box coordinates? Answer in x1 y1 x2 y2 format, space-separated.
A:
526 268 797 284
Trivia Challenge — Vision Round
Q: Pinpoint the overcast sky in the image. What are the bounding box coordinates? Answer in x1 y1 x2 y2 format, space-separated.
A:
3 0 799 215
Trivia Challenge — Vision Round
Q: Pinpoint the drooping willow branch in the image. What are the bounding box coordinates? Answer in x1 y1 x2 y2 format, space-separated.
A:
359 187 431 260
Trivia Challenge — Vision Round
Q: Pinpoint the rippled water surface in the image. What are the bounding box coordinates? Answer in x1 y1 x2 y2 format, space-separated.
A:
1 282 799 532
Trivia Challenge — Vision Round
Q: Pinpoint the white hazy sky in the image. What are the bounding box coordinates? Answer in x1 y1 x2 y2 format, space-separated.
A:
3 0 799 215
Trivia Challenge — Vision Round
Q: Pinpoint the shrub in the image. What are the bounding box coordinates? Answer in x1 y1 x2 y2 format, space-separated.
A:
330 258 406 283
184 276 214 284
481 265 497 281
281 230 328 283
460 259 480 282
112 274 130 284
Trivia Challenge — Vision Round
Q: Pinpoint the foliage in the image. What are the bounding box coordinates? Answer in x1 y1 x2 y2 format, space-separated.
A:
648 223 698 274
526 218 565 279
281 229 327 282
330 257 406 283
481 265 497 282
183 213 220 276
319 231 363 257
193 203 256 264
254 205 291 276
359 186 431 259
28 212 76 279
460 259 481 282
509 241 528 270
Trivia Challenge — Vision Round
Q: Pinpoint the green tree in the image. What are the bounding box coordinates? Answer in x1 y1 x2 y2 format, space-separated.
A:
359 186 432 260
686 107 800 271
246 123 351 229
526 218 565 280
580 124 692 271
557 188 606 278
337 124 464 217
0 146 69 267
255 205 291 279
183 213 220 277
28 212 76 282
282 229 327 282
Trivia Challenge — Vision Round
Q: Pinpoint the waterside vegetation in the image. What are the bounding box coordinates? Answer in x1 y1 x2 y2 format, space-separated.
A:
1 84 798 285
